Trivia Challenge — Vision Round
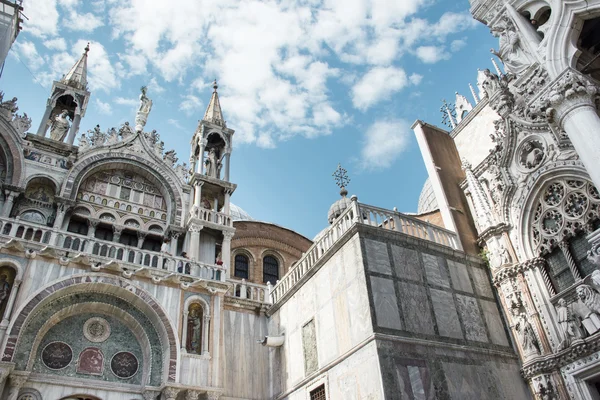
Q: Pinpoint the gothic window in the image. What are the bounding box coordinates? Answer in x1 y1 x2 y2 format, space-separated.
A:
310 385 326 400
234 255 249 279
529 178 600 293
263 255 279 284
67 218 88 235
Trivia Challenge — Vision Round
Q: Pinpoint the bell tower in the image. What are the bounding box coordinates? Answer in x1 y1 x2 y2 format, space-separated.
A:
187 80 236 278
36 43 91 145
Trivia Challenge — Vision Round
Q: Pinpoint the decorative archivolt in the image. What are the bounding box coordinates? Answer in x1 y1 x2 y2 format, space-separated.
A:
529 178 599 255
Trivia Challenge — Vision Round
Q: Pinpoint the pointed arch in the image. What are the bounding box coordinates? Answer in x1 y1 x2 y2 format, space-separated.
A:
0 117 24 186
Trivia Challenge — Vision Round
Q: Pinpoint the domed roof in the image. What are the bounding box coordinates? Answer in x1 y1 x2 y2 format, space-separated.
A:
230 203 254 221
417 178 439 214
327 192 351 224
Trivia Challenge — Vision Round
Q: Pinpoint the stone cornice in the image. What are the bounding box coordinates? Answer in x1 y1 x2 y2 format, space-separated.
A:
492 257 545 286
478 222 511 243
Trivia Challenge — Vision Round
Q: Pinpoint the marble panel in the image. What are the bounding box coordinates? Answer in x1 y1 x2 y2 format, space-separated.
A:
448 261 473 293
347 278 373 345
370 276 402 330
422 254 449 288
430 289 463 339
398 282 435 335
302 319 318 375
393 359 434 400
470 267 494 298
391 245 422 282
480 300 509 346
333 291 352 355
364 239 392 275
442 362 500 400
317 302 338 365
456 295 488 342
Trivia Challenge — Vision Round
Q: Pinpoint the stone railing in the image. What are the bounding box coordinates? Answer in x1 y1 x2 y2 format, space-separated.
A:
0 218 225 281
358 203 460 250
270 199 460 304
189 206 232 228
229 279 270 303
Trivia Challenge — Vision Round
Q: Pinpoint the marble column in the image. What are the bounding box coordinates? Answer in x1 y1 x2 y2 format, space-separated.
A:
66 111 82 145
1 192 17 218
137 231 146 248
202 314 211 355
170 232 180 255
181 310 189 353
53 202 67 230
206 391 221 400
188 224 203 261
186 390 200 400
224 189 231 216
112 225 123 242
6 375 28 400
194 181 203 208
87 219 98 238
36 100 52 137
1 280 20 326
224 150 231 182
222 231 233 280
198 139 207 174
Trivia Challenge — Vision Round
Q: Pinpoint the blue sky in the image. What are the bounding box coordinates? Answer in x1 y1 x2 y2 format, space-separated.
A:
3 0 499 240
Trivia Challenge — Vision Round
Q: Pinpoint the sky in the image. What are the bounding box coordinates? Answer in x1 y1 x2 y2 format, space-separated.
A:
2 0 500 240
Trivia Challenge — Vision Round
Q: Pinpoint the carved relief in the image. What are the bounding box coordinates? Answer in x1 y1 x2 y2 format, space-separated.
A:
490 17 536 75
555 298 586 350
110 351 139 379
517 140 545 170
83 317 111 343
41 341 73 370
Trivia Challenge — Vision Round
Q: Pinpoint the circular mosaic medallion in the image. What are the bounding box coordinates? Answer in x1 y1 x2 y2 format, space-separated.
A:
111 352 139 379
83 317 111 343
41 341 73 370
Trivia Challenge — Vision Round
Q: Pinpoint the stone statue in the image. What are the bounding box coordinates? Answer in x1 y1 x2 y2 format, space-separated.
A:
490 18 535 75
10 113 32 136
78 132 90 152
106 127 119 145
49 110 71 142
118 121 134 139
556 298 585 349
135 86 152 132
515 313 539 355
164 150 178 166
89 125 106 146
575 285 600 335
205 148 224 179
0 275 10 307
187 309 202 354
0 95 18 118
522 142 544 169
577 284 600 315
498 244 511 265
481 69 501 98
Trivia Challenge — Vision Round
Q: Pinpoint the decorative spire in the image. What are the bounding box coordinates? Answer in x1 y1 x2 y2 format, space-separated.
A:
203 79 225 127
332 163 350 197
469 83 480 104
62 43 89 91
440 99 457 129
461 158 495 231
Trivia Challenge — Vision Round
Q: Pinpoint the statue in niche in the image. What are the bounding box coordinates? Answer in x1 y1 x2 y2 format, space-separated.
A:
556 298 585 350
0 275 10 306
490 18 535 75
186 304 203 354
497 244 511 265
515 313 540 355
0 268 15 320
205 148 224 179
49 110 71 142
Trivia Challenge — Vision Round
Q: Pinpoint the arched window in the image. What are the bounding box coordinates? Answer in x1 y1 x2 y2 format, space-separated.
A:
66 217 88 235
234 254 249 279
263 255 279 284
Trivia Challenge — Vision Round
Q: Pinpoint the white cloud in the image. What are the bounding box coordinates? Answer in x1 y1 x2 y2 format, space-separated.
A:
180 94 203 116
351 67 408 111
95 99 112 114
409 73 423 85
43 38 67 51
167 119 184 129
360 119 411 170
147 77 165 94
415 46 450 64
451 39 467 52
12 41 45 71
63 10 104 32
114 97 138 107
22 0 59 37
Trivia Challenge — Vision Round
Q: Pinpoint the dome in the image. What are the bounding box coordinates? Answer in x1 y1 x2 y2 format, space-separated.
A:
327 193 351 224
417 178 439 214
230 203 254 221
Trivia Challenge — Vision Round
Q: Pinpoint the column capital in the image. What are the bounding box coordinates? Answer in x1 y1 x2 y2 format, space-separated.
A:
188 223 203 233
87 218 100 228
112 225 124 235
531 68 598 124
142 390 160 400
223 231 234 241
206 391 222 400
185 389 200 400
162 386 180 400
193 180 204 188
136 231 147 239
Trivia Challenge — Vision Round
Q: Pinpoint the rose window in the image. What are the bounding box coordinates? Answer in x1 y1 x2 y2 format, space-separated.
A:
530 178 600 255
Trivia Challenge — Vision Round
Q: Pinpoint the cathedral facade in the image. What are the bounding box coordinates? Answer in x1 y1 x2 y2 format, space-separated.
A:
1 0 600 399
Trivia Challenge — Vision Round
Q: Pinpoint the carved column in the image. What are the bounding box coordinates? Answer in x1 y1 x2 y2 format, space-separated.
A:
170 232 180 255
558 240 582 281
187 224 203 261
36 99 53 137
534 69 600 188
198 138 207 174
1 191 17 218
193 181 203 209
181 310 189 353
224 189 232 216
53 202 67 230
6 374 28 400
66 109 82 145
224 149 231 182
162 387 180 400
222 231 233 280
202 314 211 355
185 390 199 400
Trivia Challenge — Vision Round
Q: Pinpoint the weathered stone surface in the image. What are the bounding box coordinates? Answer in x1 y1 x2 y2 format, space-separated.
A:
302 319 318 375
370 276 402 330
430 288 463 339
456 294 488 342
448 260 473 293
470 267 494 298
480 300 509 346
422 254 450 288
391 245 421 281
398 281 435 335
365 239 392 275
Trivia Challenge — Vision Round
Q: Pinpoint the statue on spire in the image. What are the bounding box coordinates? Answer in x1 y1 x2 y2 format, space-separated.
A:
135 86 153 132
49 110 71 142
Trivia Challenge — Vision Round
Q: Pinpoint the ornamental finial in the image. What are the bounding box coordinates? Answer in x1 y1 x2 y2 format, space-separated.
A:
332 163 350 197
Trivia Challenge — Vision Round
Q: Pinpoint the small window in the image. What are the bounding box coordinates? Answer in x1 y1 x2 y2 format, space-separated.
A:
263 255 279 284
95 226 113 242
234 254 249 279
310 385 326 400
119 187 131 200
119 231 138 247
67 218 89 235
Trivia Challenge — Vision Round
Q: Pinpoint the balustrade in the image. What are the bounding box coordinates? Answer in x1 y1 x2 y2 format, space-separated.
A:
189 206 232 227
229 279 268 303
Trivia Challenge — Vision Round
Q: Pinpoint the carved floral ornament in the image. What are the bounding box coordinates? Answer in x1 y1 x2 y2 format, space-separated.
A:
530 178 600 255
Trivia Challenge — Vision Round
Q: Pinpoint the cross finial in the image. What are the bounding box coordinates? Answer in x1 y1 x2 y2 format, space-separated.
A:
332 163 350 197
212 79 218 92
84 42 90 54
